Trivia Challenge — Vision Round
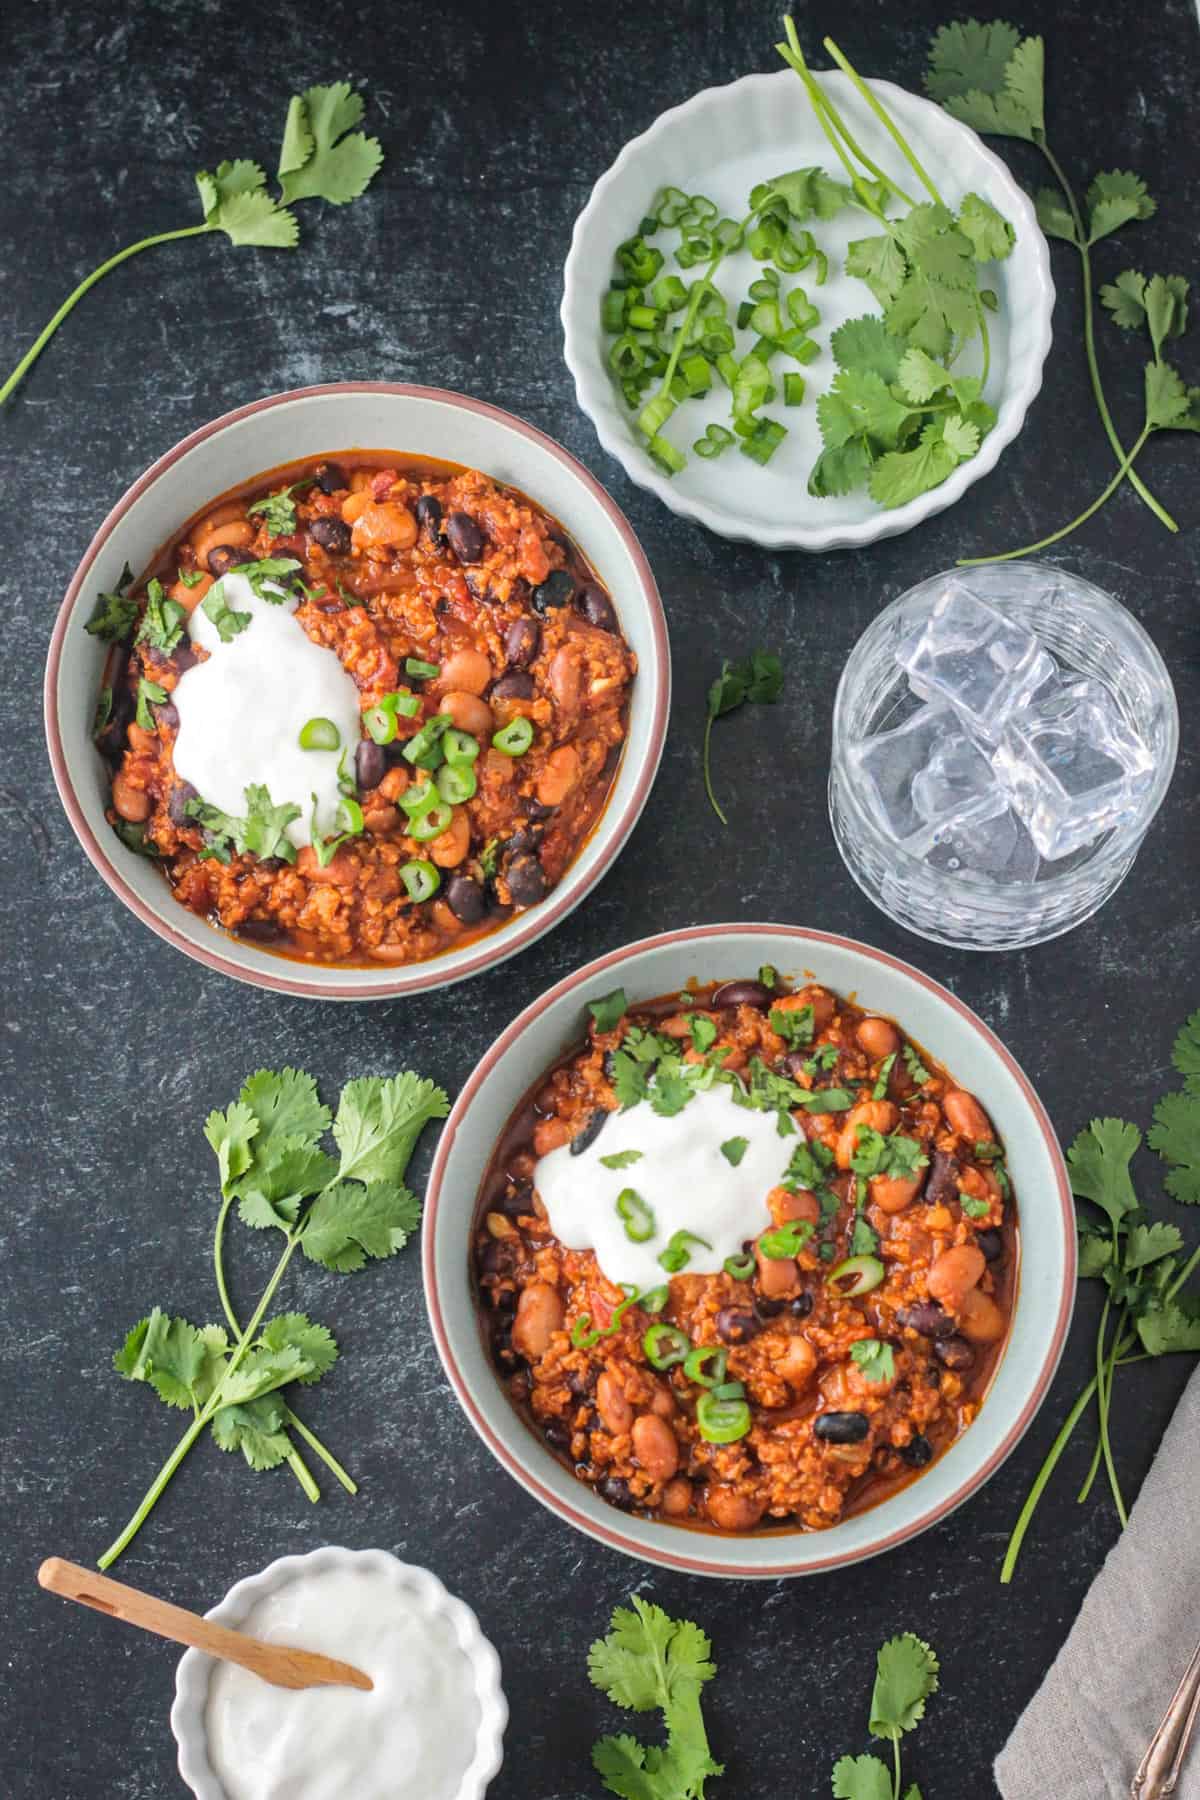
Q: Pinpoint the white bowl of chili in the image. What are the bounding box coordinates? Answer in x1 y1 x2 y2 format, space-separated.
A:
424 923 1075 1578
45 384 669 999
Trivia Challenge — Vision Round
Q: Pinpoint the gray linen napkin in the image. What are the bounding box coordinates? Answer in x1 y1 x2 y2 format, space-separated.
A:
996 1365 1200 1799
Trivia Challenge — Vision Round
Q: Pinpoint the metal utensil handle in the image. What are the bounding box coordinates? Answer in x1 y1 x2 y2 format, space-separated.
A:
1132 1637 1200 1798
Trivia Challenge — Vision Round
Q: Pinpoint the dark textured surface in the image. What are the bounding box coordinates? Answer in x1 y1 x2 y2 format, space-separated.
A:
3 1 1199 1795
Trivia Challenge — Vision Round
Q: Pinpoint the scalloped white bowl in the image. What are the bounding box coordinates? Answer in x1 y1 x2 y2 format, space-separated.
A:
171 1547 507 1800
562 70 1055 549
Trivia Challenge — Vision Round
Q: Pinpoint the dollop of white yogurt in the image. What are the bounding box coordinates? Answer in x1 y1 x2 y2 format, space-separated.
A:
205 1563 481 1800
173 572 361 849
535 1086 795 1290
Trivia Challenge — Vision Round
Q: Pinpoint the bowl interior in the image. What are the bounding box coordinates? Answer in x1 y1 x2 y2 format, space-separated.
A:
49 385 667 997
562 71 1053 548
426 924 1073 1576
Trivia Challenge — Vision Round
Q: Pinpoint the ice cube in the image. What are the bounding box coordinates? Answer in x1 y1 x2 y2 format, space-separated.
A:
849 704 1008 855
992 676 1155 859
924 806 1041 883
897 577 1057 743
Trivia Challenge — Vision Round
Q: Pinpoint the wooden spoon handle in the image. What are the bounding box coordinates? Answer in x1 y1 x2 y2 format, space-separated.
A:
38 1558 372 1692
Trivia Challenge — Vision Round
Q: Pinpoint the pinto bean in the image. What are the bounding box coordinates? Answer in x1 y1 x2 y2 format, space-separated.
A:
112 773 150 823
547 644 581 713
927 1243 987 1311
856 1016 900 1058
632 1412 679 1482
532 1116 571 1156
436 647 493 695
296 845 359 887
596 1370 634 1435
704 1486 766 1531
430 807 471 869
661 1477 694 1517
769 1185 820 1226
438 691 494 737
870 1170 926 1214
512 1282 564 1362
835 1100 900 1170
796 985 836 1031
535 745 581 808
776 1335 818 1390
756 1236 799 1298
943 1089 993 1142
957 1286 1007 1343
195 519 253 567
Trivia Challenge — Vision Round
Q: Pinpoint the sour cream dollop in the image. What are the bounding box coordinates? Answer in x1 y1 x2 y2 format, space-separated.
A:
535 1086 795 1290
173 572 361 850
205 1562 482 1800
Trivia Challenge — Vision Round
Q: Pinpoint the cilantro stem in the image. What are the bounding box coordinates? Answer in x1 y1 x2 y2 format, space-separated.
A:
778 25 896 223
892 1734 903 1800
1093 1295 1129 1526
958 423 1153 564
213 1192 355 1500
1036 142 1178 534
1000 1372 1100 1583
822 37 944 209
0 224 212 407
701 713 728 826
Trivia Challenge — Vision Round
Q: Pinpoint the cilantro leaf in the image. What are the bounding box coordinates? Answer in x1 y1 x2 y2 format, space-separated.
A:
601 1149 644 1171
610 1052 650 1111
1137 1298 1200 1357
1076 1232 1113 1279
218 1343 314 1408
1086 170 1156 246
850 1339 895 1384
204 1100 260 1195
870 1634 940 1740
1067 1117 1141 1226
201 580 252 642
961 1195 990 1220
196 159 299 249
257 1313 338 1383
84 565 138 642
237 1137 339 1231
209 1394 294 1470
246 485 305 536
588 1598 722 1800
1172 1011 1200 1093
845 234 907 308
590 989 629 1034
923 19 1023 103
1124 1222 1184 1271
925 23 1044 141
1034 186 1077 245
689 1014 718 1054
239 1067 332 1156
808 440 874 499
277 82 384 206
702 650 784 825
868 421 961 509
832 1754 893 1800
720 1136 749 1168
830 315 905 382
903 1046 932 1087
750 166 858 223
186 785 302 864
771 1004 814 1048
301 1179 422 1271
114 1310 227 1412
135 678 168 730
958 192 1015 262
1149 1091 1200 1204
332 1073 450 1186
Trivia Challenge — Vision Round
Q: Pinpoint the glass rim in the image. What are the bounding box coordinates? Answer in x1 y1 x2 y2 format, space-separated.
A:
830 560 1181 893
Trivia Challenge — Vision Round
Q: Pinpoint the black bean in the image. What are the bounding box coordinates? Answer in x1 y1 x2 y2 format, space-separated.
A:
168 781 198 826
502 828 540 856
576 583 618 632
506 854 547 907
933 1336 975 1371
153 699 179 730
521 798 554 822
789 1293 815 1319
780 1051 812 1081
543 1419 572 1453
976 1228 1004 1263
711 979 772 1011
238 918 285 944
814 1411 870 1444
532 569 575 613
571 1109 609 1155
505 615 541 669
478 1240 513 1278
445 510 485 563
896 1302 955 1339
598 1475 636 1511
924 1150 960 1208
207 544 251 579
498 1182 533 1219
312 461 347 494
753 1296 787 1321
415 493 443 533
446 873 486 925
715 1307 760 1345
490 1330 515 1370
309 516 351 556
170 644 198 676
355 740 386 792
900 1434 934 1468
566 1368 595 1397
490 671 534 701
602 1051 618 1082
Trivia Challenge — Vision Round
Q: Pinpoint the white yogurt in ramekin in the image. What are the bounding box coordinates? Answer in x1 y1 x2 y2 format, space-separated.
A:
172 1549 506 1800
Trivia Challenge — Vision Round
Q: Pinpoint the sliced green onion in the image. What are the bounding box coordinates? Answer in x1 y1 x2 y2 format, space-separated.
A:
390 689 421 718
749 298 783 341
637 392 677 439
687 193 718 224
739 417 788 466
615 1187 655 1243
759 1219 813 1259
680 353 711 396
812 249 829 285
713 217 743 253
443 728 480 766
712 1380 746 1401
338 795 364 834
492 716 534 757
637 213 659 237
736 299 754 331
609 333 645 378
723 1251 756 1280
298 716 340 751
617 236 663 285
399 858 440 903
650 274 688 313
783 373 806 406
405 656 440 680
826 1254 886 1297
601 290 626 333
657 1229 713 1274
786 289 819 331
436 761 477 805
696 1390 752 1444
638 1285 670 1315
699 321 735 357
399 778 441 819
403 713 452 769
408 799 454 842
643 1323 690 1369
683 1345 728 1387
748 272 780 300
627 304 663 331
715 352 739 392
363 705 397 745
653 186 690 226
750 336 777 364
780 332 820 364
774 230 810 272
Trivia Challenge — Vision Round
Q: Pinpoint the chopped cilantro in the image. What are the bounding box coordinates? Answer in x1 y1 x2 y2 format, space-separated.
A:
84 564 137 643
688 1014 718 1053
135 678 168 730
960 1194 991 1219
136 578 187 654
589 989 628 1035
850 1339 895 1384
599 1149 643 1171
903 1044 933 1087
720 1136 749 1168
770 1003 815 1047
185 783 302 863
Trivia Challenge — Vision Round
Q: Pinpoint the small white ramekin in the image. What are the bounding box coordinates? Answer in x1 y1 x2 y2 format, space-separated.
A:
170 1546 507 1800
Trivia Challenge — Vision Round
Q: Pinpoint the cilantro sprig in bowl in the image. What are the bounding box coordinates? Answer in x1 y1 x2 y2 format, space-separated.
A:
425 923 1074 1578
561 54 1053 548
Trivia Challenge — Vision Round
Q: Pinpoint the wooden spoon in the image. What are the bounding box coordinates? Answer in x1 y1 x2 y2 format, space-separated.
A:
38 1558 373 1692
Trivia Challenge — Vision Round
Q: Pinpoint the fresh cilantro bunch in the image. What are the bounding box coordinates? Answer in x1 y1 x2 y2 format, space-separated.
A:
777 20 1015 510
831 1634 939 1800
98 1066 448 1569
925 22 1194 553
589 1596 723 1800
1002 1012 1200 1582
702 650 784 825
3 81 383 407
